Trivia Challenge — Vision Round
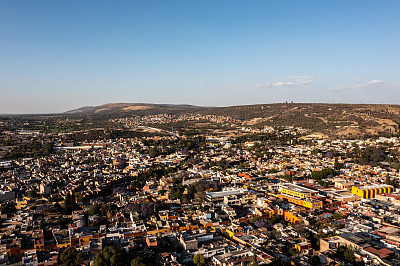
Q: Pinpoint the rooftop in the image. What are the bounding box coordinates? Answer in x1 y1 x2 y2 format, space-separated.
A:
281 183 318 194
358 184 393 190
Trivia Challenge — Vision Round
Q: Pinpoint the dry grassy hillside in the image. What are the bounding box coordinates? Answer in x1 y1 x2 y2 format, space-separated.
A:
196 103 400 138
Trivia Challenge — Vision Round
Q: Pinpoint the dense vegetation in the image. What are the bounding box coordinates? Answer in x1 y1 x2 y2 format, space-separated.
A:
3 141 53 159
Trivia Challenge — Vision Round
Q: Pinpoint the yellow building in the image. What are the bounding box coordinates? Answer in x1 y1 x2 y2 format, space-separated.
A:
294 241 311 252
156 221 171 234
34 241 44 252
79 236 91 244
284 211 302 223
278 194 322 209
302 198 323 209
57 242 71 249
189 224 199 230
16 199 28 210
352 184 394 199
280 184 317 199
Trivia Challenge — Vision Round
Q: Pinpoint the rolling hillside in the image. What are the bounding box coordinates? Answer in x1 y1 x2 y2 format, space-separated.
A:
62 102 400 138
64 103 204 118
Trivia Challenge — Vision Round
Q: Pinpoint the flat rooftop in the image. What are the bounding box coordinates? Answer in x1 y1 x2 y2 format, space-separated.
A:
206 189 248 198
281 183 318 194
358 184 392 190
279 193 321 203
378 226 400 235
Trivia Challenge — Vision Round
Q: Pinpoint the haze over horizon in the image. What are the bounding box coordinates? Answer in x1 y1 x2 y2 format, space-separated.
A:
1 1 400 114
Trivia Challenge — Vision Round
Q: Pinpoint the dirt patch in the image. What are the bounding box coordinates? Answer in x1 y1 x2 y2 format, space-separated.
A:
94 103 153 113
122 106 151 111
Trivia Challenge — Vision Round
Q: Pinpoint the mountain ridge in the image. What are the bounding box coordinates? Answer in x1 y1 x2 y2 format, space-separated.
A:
56 102 400 138
64 103 203 115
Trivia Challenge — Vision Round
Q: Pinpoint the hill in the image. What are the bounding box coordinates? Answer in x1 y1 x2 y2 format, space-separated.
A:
64 103 204 118
56 103 400 138
196 103 400 138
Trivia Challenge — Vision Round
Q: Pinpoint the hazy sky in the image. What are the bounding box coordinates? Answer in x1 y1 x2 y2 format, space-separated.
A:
1 1 400 113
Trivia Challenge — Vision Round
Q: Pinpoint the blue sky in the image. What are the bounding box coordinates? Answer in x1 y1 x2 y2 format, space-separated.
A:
1 1 400 113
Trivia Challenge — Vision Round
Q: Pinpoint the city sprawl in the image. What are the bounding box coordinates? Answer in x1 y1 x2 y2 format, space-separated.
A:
1 112 400 265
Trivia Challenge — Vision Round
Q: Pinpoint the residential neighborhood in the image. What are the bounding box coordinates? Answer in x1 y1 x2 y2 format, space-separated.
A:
2 114 400 265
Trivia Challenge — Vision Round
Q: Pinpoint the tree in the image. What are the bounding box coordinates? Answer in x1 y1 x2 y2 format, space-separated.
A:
101 203 118 218
93 246 126 266
193 253 205 266
54 202 62 212
64 192 77 214
60 247 84 266
344 246 356 262
194 191 206 203
57 217 72 229
71 192 76 208
75 192 84 203
87 203 102 216
130 259 146 266
249 214 262 223
181 194 189 204
334 158 343 170
335 245 356 263
158 189 166 196
311 168 335 181
27 190 38 198
386 173 391 185
307 255 320 266
130 254 154 266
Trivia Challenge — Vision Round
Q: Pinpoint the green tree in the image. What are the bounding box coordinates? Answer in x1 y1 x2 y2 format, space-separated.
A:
344 246 356 262
93 246 126 266
386 173 391 185
27 190 38 198
307 255 320 266
64 192 77 214
311 168 335 181
60 247 84 266
130 254 154 266
334 158 343 170
336 245 356 263
130 259 146 266
158 189 167 196
101 203 118 218
87 203 102 216
75 192 84 203
249 214 262 223
193 253 205 266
